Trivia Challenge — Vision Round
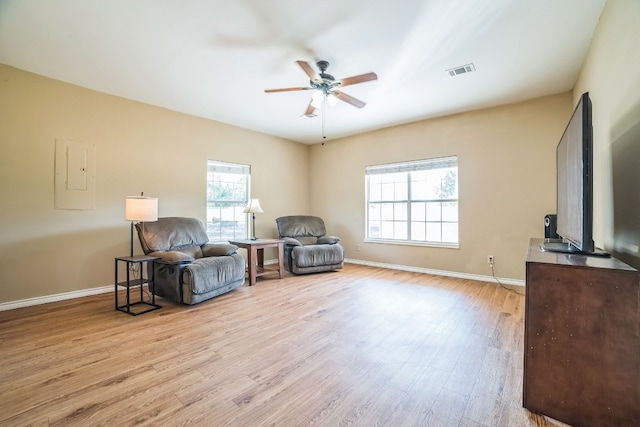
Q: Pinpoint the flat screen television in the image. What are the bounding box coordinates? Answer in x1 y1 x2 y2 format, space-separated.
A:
543 92 608 256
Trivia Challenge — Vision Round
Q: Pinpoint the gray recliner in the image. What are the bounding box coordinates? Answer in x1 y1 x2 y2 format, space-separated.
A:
276 215 344 275
135 217 245 305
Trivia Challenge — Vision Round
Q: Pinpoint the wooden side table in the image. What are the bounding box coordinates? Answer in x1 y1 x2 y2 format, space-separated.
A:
229 239 284 286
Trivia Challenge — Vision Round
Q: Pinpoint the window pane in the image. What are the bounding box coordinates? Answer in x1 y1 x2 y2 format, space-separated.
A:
368 203 381 221
380 221 395 239
381 203 394 220
368 221 381 238
394 222 408 240
426 222 442 242
442 223 459 243
395 202 407 221
394 181 408 200
411 170 434 199
426 202 442 221
381 182 395 200
439 168 458 200
411 221 426 240
369 181 382 202
442 201 458 222
411 202 426 221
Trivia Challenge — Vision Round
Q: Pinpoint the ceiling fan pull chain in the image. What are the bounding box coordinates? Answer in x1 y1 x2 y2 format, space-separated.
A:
321 96 327 142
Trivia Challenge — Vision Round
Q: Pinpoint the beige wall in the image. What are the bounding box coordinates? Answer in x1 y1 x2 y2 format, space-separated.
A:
0 64 309 303
573 0 640 254
310 94 572 280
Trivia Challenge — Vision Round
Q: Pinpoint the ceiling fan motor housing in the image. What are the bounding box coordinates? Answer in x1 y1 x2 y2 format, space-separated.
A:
316 60 335 82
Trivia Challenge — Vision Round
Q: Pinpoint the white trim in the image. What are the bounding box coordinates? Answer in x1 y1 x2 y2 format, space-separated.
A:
364 238 459 249
344 258 525 287
0 286 112 312
0 258 523 312
365 155 458 174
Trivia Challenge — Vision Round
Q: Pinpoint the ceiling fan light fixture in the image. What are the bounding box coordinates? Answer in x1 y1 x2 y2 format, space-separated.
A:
327 93 339 107
311 90 324 108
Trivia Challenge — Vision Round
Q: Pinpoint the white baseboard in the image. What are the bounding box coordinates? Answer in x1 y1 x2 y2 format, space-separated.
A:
0 258 524 312
344 258 525 287
271 257 524 287
0 286 112 312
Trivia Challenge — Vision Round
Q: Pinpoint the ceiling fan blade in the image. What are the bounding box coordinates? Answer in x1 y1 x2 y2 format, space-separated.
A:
339 72 378 87
333 90 366 108
264 87 313 93
296 60 318 81
302 101 316 117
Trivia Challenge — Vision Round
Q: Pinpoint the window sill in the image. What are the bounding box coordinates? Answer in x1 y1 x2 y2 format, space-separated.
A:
363 238 459 249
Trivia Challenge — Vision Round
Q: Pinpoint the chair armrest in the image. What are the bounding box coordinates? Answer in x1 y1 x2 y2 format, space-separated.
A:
202 243 238 257
148 251 195 264
318 236 340 245
283 237 302 246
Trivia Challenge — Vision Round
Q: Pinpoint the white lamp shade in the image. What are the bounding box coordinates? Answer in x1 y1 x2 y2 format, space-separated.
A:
125 196 158 222
311 90 324 108
243 198 264 214
327 93 339 107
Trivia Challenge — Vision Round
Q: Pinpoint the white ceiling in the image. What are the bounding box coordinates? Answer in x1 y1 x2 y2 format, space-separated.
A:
0 0 606 144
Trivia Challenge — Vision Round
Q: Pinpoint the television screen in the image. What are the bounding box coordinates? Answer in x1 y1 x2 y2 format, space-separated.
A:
556 92 594 253
543 92 608 256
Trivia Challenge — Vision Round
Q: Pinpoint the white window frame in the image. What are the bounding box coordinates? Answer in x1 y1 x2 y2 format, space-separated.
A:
365 156 459 247
206 160 251 242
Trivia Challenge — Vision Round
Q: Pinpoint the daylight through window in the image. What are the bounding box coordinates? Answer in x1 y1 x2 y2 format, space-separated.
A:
206 160 250 242
365 156 458 246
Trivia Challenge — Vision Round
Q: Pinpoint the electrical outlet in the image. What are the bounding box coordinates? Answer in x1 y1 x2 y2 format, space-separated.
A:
487 255 494 266
356 244 361 251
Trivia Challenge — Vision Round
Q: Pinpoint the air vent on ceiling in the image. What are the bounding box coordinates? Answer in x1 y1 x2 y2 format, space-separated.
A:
446 63 476 77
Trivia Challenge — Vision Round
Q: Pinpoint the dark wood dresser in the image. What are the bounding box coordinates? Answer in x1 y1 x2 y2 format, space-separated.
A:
524 238 639 426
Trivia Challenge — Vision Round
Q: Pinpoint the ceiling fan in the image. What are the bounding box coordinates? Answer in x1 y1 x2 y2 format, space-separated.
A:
264 60 377 117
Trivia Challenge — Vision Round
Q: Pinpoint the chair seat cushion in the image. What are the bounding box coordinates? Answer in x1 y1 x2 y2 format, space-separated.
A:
183 254 245 294
292 244 344 268
149 250 195 264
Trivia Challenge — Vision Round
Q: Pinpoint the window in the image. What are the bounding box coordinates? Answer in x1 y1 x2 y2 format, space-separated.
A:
366 156 458 246
206 160 250 242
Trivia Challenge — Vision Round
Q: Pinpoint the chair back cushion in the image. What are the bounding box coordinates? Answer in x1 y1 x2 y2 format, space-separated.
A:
276 216 326 238
136 217 209 253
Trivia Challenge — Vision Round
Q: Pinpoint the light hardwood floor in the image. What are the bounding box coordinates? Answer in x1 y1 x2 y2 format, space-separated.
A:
0 264 560 426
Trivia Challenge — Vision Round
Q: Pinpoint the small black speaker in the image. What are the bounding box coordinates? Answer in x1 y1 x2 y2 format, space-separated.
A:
544 214 559 239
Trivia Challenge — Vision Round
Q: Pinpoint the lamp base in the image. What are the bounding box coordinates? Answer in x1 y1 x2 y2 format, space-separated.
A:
250 213 259 241
130 222 135 257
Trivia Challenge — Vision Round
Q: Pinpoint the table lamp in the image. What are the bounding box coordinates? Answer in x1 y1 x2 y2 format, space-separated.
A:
125 194 158 256
243 198 263 240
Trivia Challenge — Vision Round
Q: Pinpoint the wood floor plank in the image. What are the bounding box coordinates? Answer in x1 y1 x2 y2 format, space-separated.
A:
0 264 561 426
382 366 451 426
424 388 470 427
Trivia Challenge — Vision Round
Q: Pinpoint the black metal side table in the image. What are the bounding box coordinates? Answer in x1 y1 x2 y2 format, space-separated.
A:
114 255 161 315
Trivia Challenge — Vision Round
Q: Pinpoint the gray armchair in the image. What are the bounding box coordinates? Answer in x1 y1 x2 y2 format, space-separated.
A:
135 217 245 304
275 215 344 274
